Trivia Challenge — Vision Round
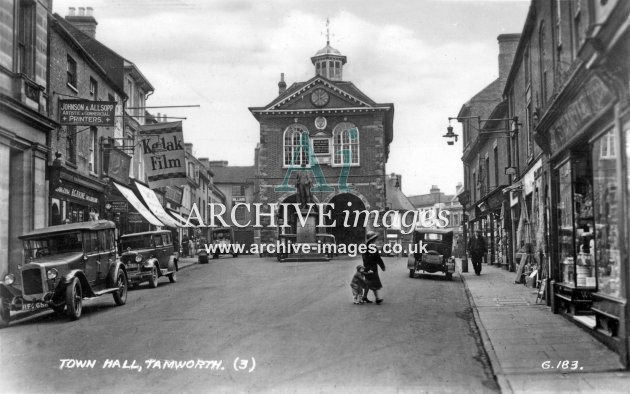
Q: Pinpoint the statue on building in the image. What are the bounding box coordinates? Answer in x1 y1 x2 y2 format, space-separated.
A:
295 163 314 209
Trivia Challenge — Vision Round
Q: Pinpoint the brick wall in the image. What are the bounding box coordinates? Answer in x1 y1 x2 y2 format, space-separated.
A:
48 24 123 176
256 111 388 243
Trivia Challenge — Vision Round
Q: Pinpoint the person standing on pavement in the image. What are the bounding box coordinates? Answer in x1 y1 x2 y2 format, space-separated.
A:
468 231 487 276
362 231 386 304
182 235 189 257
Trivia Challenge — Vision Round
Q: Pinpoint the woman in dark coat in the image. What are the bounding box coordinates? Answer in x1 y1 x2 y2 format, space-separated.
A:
362 231 386 304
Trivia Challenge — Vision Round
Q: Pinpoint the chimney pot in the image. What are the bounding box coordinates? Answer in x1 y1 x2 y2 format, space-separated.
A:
78 7 85 16
68 7 76 16
86 7 93 16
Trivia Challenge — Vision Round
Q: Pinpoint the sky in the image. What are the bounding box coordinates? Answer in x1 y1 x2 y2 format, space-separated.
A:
52 0 530 197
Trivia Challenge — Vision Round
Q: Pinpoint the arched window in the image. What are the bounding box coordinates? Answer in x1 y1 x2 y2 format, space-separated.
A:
283 124 310 167
332 122 359 166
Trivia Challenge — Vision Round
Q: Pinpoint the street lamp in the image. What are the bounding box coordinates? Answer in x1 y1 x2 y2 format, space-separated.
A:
443 121 458 145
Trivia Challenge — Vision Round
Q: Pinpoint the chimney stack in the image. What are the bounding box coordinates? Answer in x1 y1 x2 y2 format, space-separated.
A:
497 34 520 84
278 73 287 95
66 6 98 38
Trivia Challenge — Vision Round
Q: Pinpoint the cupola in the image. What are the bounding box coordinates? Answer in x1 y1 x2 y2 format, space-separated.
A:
311 20 346 81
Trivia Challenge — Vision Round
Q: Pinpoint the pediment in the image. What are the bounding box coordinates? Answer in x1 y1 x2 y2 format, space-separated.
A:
265 77 373 111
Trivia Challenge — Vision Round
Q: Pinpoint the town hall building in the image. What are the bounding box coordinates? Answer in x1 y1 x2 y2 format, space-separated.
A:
249 40 395 246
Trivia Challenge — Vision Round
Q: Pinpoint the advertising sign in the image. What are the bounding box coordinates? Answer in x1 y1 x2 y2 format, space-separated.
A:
103 146 131 184
58 100 116 126
139 121 187 188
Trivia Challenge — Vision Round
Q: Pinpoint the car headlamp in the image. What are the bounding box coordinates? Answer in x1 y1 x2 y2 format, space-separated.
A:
3 273 15 285
46 268 58 280
135 254 143 263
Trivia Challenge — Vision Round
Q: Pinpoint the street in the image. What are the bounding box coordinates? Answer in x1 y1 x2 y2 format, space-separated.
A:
0 256 497 393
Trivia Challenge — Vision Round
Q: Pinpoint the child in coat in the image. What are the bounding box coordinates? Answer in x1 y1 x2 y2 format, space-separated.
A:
350 265 367 304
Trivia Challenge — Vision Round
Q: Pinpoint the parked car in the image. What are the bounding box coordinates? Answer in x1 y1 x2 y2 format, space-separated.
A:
0 220 128 327
119 230 178 288
407 228 456 280
208 227 239 259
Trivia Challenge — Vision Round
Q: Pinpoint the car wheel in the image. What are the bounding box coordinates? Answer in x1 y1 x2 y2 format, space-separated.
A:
409 269 414 278
65 277 82 320
148 266 159 288
112 269 128 306
0 300 10 328
446 273 453 281
168 270 177 283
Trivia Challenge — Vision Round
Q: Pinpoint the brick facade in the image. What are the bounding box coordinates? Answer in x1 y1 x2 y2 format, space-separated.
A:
250 46 394 244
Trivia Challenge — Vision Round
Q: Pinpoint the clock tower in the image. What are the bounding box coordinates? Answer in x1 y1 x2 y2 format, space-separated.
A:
311 27 346 81
249 37 394 248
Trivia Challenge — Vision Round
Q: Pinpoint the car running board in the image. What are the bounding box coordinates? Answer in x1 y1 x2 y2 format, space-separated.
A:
91 287 120 297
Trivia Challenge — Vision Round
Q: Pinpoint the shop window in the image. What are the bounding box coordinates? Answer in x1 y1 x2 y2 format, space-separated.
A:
592 130 621 297
283 124 310 167
556 152 595 288
332 122 359 166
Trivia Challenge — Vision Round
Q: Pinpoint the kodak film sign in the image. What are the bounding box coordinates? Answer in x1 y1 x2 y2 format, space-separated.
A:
138 121 187 188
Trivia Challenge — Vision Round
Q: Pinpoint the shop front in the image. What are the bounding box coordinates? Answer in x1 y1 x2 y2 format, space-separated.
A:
49 161 105 225
476 187 507 267
537 67 629 364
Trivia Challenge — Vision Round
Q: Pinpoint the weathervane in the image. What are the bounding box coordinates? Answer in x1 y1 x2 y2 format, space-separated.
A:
326 18 330 45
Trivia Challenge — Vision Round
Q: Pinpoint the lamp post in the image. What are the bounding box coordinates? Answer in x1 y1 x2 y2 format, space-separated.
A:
443 115 520 274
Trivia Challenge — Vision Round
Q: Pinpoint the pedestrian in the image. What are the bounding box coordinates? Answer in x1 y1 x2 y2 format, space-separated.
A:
182 235 189 257
468 230 487 276
189 236 196 257
350 265 367 304
362 231 386 304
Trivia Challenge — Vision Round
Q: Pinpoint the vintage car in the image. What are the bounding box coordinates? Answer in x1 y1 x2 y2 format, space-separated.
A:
407 228 456 280
0 221 128 327
119 230 178 288
208 227 239 259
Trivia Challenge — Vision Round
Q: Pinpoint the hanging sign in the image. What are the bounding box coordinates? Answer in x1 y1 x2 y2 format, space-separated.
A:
139 121 187 188
58 99 116 126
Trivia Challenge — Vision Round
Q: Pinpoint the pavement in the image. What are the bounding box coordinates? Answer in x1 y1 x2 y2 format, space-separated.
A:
459 259 630 393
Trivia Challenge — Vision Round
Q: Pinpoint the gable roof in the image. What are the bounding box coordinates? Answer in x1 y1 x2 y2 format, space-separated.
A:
249 75 395 145
50 14 126 98
55 15 154 93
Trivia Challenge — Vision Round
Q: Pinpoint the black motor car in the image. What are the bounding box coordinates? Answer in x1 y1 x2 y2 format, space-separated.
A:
0 221 128 326
119 230 178 288
407 228 456 280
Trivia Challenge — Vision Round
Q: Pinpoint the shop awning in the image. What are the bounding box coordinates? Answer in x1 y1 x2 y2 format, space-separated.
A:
113 182 163 226
167 209 194 227
134 181 182 228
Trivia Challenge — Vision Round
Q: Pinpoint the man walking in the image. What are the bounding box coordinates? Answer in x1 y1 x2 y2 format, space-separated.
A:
468 230 487 276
